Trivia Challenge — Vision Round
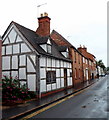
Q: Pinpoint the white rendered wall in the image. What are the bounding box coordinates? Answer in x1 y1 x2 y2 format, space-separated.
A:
40 56 73 93
2 26 37 92
27 75 36 91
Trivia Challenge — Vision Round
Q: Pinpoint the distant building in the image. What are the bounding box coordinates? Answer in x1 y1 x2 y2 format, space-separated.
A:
97 66 105 77
78 46 97 80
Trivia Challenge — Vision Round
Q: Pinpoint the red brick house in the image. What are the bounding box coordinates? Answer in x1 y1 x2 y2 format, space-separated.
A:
78 46 97 80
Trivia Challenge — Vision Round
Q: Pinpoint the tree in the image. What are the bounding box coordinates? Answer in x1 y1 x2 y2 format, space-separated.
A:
97 60 106 70
106 67 109 71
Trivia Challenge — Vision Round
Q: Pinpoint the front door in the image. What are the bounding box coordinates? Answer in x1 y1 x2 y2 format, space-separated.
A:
64 68 67 89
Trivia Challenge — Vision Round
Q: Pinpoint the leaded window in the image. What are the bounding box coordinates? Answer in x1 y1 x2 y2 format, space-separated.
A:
46 71 56 84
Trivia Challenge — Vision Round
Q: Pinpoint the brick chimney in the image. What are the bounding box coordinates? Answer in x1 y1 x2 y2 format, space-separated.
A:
78 45 87 53
36 12 51 37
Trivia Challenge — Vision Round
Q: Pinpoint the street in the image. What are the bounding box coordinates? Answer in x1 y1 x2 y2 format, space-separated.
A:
21 76 108 119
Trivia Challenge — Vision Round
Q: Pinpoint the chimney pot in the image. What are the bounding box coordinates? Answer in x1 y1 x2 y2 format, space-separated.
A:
44 12 48 17
36 12 51 36
40 13 43 17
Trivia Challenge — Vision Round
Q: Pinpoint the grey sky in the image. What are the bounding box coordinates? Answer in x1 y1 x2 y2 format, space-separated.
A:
0 0 107 66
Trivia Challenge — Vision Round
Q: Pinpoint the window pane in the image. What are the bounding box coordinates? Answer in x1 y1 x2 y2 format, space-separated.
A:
46 71 56 84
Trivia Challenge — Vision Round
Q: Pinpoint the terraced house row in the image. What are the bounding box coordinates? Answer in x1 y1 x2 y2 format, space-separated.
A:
1 13 97 98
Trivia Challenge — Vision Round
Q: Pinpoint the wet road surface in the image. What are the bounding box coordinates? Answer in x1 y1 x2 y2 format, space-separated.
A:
21 76 108 119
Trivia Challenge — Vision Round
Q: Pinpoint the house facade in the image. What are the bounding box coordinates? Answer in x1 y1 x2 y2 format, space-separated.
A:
2 14 73 98
2 12 97 98
78 46 97 80
97 66 105 77
51 30 84 86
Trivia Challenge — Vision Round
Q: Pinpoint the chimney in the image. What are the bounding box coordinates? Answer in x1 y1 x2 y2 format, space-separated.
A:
78 45 87 53
36 12 51 37
83 45 87 52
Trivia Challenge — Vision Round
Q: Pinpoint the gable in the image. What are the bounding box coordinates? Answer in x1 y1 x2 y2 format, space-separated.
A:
2 24 32 55
3 25 24 44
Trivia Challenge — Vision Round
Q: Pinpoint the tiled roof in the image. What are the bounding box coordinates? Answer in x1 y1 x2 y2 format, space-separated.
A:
58 46 68 52
6 21 72 62
51 30 84 56
51 30 72 47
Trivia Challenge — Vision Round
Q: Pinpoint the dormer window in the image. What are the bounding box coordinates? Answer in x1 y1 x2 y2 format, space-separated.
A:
61 48 69 58
40 38 51 54
47 44 51 53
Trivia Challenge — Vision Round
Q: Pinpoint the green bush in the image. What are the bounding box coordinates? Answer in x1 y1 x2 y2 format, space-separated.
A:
2 76 36 104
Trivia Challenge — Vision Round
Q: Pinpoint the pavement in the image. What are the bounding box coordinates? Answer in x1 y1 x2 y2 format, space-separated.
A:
2 77 101 120
29 76 107 119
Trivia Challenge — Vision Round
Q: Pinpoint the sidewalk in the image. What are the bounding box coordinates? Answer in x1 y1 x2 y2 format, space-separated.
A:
2 78 101 120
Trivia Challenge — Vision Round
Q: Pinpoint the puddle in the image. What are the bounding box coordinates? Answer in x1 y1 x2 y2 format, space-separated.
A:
81 105 86 108
94 99 99 102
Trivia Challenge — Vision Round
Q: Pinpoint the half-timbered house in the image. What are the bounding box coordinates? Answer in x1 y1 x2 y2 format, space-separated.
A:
2 20 73 98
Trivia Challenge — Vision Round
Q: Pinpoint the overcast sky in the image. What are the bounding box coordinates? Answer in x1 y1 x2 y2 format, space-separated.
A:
0 0 107 66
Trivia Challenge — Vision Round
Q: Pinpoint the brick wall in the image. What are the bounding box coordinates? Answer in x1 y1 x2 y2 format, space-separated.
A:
36 15 51 37
70 48 84 86
78 47 97 80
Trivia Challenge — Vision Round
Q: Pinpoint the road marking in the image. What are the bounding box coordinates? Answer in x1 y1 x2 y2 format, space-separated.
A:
20 85 92 119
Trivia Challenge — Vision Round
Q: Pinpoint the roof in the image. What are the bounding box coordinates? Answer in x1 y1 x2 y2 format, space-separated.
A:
51 30 72 47
2 21 72 62
51 30 84 57
58 46 68 52
77 47 96 61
